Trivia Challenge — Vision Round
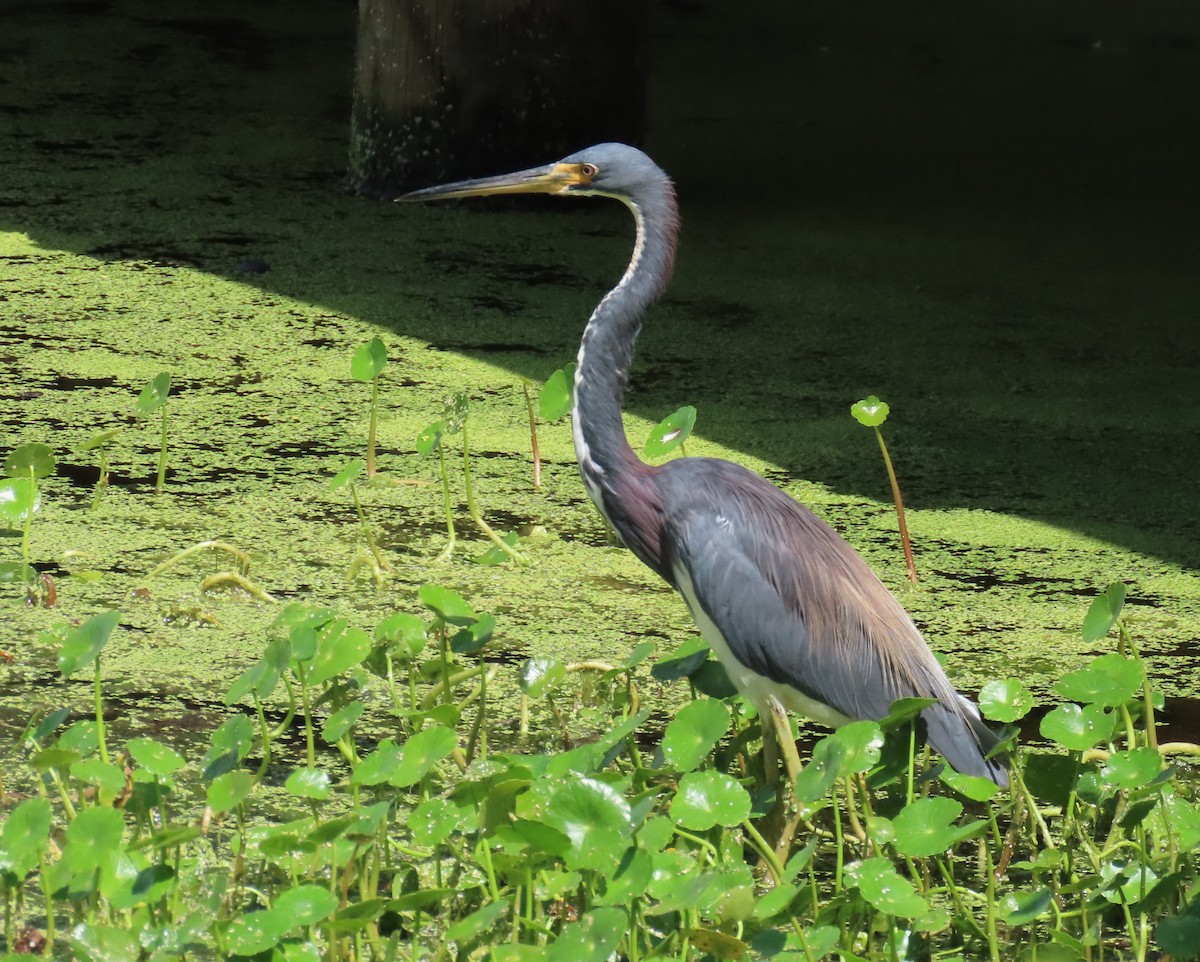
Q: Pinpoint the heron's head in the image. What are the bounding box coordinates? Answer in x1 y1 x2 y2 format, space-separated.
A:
399 143 668 205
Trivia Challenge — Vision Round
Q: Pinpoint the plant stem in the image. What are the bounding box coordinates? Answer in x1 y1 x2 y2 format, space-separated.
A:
522 381 542 489
351 482 394 573
435 447 455 561
367 377 379 478
94 656 109 765
873 426 917 584
156 407 169 492
20 472 35 575
461 419 527 564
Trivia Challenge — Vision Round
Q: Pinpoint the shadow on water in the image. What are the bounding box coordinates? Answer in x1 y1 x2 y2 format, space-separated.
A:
3 0 1196 573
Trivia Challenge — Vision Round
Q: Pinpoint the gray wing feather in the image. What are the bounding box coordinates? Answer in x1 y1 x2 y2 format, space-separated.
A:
656 458 1008 786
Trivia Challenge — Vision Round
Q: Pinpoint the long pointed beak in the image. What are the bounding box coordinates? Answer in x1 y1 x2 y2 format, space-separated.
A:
397 162 591 203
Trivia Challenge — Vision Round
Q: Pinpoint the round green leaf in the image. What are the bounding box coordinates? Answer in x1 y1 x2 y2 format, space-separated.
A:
1001 887 1053 926
351 738 404 786
847 857 929 918
4 442 55 480
62 806 125 876
1039 703 1115 751
375 612 428 660
451 613 496 653
70 759 127 798
651 636 711 681
660 698 730 772
547 907 627 962
321 701 364 743
418 583 476 625
69 923 141 962
1054 654 1141 707
1101 747 1163 793
644 405 696 458
285 767 332 800
307 621 371 686
515 774 634 872
389 724 458 787
224 908 290 956
833 719 884 773
518 656 566 698
939 767 1003 802
0 796 52 877
672 769 752 830
850 395 890 427
415 420 445 456
134 373 172 417
1156 913 1200 960
78 428 123 453
57 610 120 677
539 364 576 421
206 770 254 814
0 477 39 531
892 797 974 857
595 845 653 905
126 738 186 778
274 884 339 928
978 678 1035 722
350 337 387 382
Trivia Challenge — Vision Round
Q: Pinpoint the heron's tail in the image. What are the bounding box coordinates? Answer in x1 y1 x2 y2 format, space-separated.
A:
923 697 1009 787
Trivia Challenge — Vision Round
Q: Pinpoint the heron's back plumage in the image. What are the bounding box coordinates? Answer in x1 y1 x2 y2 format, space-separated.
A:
649 458 1007 786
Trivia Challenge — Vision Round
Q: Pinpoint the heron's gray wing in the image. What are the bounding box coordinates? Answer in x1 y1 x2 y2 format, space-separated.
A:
656 458 1008 785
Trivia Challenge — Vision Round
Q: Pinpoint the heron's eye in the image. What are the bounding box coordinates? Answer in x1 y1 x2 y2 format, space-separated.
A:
581 163 599 178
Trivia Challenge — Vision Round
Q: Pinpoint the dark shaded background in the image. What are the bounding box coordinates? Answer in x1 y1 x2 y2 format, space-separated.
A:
2 0 1199 577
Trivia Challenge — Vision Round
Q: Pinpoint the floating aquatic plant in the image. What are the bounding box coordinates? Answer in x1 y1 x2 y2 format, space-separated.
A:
645 404 697 460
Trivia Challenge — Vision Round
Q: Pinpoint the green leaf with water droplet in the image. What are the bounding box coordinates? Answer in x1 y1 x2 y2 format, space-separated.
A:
833 719 884 774
1054 654 1141 707
847 856 929 917
660 698 730 772
892 796 982 856
1100 747 1163 792
69 923 141 962
274 883 339 928
672 769 752 830
351 738 404 786
4 442 55 479
651 636 711 681
851 395 890 427
516 774 633 872
224 908 291 956
645 405 697 458
547 907 627 962
793 735 845 804
415 420 445 456
410 797 465 847
127 737 186 778
350 337 387 382
134 372 171 417
979 678 1035 722
1039 702 1115 751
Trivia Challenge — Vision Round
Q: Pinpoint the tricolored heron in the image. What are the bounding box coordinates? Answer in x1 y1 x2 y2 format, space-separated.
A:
402 143 1008 787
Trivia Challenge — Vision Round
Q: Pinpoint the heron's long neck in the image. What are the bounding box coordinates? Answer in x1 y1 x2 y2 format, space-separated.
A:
572 184 678 512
